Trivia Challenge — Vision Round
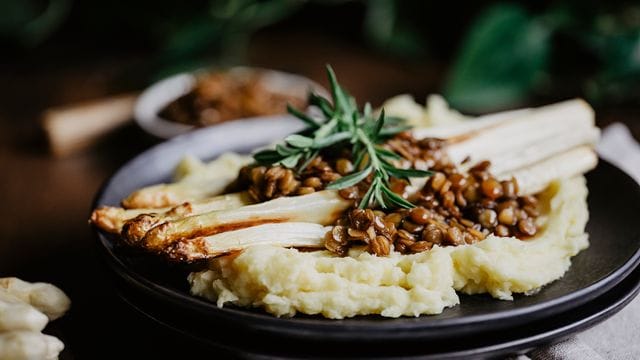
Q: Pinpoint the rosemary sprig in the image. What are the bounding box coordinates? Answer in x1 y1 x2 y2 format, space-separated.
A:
253 65 432 209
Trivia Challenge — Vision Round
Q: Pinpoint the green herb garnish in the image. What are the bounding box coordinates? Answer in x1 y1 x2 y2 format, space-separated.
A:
254 65 432 209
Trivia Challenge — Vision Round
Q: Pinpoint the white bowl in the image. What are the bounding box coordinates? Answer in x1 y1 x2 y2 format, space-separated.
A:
134 67 326 139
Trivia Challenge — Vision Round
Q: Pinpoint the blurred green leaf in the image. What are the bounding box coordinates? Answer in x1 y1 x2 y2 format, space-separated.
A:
0 0 71 46
0 1 37 30
444 4 552 112
157 0 303 76
211 0 303 30
581 11 640 103
363 0 427 57
163 18 225 61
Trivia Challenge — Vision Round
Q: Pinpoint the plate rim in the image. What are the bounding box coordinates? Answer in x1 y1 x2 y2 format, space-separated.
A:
112 261 640 359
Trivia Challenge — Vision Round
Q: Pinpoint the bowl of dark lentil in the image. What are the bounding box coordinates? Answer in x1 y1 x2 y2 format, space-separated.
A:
134 67 325 139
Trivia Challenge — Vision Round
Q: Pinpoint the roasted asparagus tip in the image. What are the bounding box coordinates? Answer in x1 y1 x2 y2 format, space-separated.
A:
90 206 122 234
121 214 161 246
91 192 253 240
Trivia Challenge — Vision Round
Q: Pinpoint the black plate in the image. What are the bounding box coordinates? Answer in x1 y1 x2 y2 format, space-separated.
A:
113 258 640 359
93 118 640 343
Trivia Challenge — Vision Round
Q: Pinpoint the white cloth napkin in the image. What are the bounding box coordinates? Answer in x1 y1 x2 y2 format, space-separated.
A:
522 123 640 360
597 123 640 183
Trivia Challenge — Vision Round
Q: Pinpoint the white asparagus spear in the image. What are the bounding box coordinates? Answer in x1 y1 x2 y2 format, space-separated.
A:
443 99 594 165
485 126 600 175
405 145 598 198
400 99 597 194
0 290 48 332
412 108 531 140
122 177 235 209
139 190 352 251
121 152 251 209
0 278 71 321
92 192 252 235
166 223 329 262
500 146 598 196
0 331 64 360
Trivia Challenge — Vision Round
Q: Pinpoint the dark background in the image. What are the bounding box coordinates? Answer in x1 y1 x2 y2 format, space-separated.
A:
1 1 639 358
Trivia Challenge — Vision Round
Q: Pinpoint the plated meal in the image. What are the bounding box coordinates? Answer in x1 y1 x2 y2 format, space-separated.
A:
91 67 600 319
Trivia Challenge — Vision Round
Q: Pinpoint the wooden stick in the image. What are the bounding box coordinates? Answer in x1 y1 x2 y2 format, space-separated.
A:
42 93 137 157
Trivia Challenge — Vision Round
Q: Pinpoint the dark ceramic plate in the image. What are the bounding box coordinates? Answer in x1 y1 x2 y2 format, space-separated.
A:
93 117 640 345
115 258 640 359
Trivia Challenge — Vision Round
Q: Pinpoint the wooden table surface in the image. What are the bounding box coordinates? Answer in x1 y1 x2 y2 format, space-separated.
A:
1 30 638 359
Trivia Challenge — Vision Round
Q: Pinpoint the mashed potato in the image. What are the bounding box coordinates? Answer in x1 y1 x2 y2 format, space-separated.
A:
380 94 471 128
189 176 589 318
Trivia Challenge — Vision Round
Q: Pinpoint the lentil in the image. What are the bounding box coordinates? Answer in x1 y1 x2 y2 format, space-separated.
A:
236 132 542 256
